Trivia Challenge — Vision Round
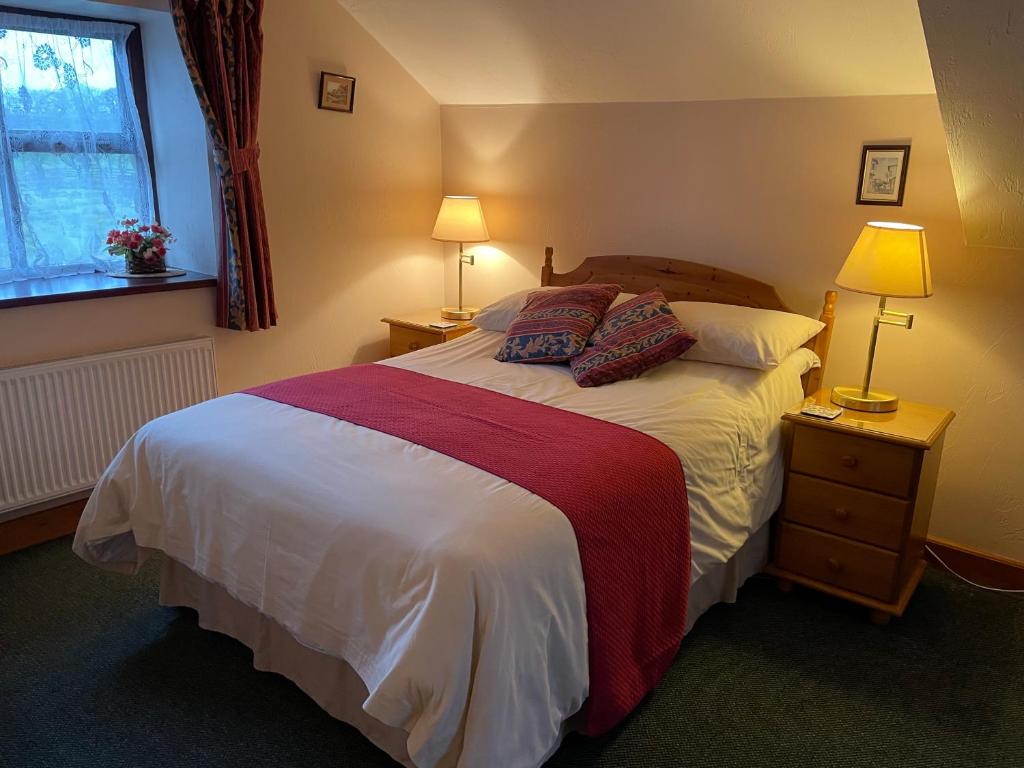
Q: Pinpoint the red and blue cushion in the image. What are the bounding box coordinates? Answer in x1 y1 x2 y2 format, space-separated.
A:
495 284 621 364
570 289 698 387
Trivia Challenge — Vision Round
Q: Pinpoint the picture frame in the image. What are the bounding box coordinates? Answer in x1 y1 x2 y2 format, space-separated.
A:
318 71 356 113
856 144 910 206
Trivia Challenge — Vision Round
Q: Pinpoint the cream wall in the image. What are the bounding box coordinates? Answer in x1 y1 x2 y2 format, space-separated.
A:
2 0 443 394
441 96 1024 561
3 4 1020 560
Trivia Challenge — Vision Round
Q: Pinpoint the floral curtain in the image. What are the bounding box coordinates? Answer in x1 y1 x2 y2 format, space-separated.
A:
0 12 154 283
170 0 276 331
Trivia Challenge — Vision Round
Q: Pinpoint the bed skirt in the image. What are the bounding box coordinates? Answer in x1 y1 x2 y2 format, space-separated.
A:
158 522 770 767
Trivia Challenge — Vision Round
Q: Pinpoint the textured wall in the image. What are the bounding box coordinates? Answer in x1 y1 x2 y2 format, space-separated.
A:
919 0 1024 249
441 96 1024 561
3 0 443 394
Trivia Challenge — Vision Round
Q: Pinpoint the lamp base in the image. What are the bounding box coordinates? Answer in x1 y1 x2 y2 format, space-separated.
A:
440 306 479 321
830 385 899 413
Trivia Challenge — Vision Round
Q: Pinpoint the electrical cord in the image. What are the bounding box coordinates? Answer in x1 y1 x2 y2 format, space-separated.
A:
925 545 1024 594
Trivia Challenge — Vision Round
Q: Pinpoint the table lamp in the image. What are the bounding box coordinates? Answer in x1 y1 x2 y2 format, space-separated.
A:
831 221 932 413
431 195 490 320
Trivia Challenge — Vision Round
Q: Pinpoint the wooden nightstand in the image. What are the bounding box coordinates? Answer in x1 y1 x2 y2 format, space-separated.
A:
381 310 476 358
766 390 955 624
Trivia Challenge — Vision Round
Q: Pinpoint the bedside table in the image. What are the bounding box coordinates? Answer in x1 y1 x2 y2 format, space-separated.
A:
765 390 955 624
381 310 476 358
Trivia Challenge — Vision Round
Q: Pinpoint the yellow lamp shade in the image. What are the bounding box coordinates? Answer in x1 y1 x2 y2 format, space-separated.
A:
835 221 932 298
431 196 490 243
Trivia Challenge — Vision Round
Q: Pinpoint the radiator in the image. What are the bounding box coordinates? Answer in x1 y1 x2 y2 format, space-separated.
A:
0 338 217 518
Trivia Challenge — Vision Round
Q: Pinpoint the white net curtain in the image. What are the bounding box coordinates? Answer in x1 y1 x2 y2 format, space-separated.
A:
0 11 154 283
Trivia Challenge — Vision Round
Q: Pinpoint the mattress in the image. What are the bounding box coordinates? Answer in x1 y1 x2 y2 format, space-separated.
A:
74 329 817 767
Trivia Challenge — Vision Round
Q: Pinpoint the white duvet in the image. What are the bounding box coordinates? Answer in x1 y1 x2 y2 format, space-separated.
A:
74 330 816 768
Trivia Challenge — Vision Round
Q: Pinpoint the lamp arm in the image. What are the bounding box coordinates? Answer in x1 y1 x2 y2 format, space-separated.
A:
860 299 884 397
879 307 914 329
456 242 476 312
860 296 915 397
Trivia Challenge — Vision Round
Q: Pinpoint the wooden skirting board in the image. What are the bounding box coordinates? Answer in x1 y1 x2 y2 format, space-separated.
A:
924 536 1024 591
0 499 87 556
1 500 1023 592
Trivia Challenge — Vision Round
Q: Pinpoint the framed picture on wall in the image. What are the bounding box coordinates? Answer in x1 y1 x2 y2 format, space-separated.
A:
318 72 356 113
856 144 910 206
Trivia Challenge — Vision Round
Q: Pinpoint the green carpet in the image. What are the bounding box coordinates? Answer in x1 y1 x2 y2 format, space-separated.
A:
2 537 1021 768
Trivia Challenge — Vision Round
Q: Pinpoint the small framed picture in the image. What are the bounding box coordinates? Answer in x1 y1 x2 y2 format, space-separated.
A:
318 71 356 113
856 144 910 206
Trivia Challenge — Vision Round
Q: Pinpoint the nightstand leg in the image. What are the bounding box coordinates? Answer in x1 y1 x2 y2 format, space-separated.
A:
776 577 794 594
869 609 892 626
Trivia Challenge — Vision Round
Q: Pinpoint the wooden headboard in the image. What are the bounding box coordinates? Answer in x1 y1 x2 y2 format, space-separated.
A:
540 246 837 396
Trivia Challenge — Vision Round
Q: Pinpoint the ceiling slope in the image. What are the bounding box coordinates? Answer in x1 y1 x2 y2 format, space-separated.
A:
338 0 935 105
919 0 1024 250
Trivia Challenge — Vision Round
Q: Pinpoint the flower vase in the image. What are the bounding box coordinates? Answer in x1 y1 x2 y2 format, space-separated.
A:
125 250 166 275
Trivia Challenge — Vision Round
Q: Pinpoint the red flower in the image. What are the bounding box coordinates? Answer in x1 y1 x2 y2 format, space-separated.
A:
107 219 172 253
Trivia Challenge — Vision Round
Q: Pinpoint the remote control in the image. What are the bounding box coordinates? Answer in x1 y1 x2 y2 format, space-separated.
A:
800 403 843 420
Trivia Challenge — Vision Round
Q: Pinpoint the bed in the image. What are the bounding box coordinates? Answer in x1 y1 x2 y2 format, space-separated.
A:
74 248 837 768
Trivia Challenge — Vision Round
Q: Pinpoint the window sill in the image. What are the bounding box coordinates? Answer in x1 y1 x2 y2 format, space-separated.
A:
0 270 217 310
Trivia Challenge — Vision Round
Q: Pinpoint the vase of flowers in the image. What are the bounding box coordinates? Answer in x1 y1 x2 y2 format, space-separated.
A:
106 219 175 274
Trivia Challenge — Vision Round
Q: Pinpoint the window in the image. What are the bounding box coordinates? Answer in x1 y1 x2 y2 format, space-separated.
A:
0 8 156 284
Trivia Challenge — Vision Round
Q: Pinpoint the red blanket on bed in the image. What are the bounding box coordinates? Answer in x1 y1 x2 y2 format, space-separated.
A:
246 363 690 735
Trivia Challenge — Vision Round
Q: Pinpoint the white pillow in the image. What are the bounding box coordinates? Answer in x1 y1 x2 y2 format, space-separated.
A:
786 346 822 377
671 301 823 370
471 285 560 332
609 291 638 308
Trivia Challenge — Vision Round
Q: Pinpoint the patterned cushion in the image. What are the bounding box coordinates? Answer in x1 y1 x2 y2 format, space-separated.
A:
570 289 697 387
495 284 621 364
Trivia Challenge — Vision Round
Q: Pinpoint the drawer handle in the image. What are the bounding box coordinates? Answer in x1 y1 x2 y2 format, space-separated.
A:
840 455 858 468
826 557 843 573
408 341 422 351
832 507 850 521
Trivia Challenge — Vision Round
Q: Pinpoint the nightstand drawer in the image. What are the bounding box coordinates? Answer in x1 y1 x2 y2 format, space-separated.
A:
776 522 899 602
389 327 442 357
784 473 910 550
790 425 917 498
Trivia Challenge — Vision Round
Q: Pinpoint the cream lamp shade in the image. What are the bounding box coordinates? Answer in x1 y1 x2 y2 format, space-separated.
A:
431 196 490 244
830 221 932 414
835 221 931 298
432 195 489 320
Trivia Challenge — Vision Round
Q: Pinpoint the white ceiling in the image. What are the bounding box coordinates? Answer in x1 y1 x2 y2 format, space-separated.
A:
338 0 935 105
